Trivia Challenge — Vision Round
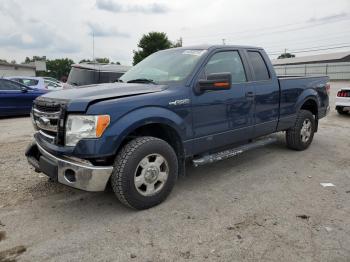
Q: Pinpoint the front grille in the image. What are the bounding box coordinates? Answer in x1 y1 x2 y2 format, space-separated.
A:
32 98 67 145
34 103 61 112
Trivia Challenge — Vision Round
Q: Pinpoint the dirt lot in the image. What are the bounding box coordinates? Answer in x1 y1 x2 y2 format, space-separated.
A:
0 81 349 262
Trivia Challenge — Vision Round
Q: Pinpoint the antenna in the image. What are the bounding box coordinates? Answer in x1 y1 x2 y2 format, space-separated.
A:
92 31 95 63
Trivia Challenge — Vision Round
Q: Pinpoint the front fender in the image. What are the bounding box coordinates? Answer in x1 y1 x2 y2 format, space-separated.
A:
70 106 186 158
105 106 186 155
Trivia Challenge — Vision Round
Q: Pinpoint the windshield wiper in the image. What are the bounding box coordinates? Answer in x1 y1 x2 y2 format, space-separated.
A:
127 78 157 84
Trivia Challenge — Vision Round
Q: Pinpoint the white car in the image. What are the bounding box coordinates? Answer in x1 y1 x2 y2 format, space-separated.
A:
335 87 350 115
44 80 64 91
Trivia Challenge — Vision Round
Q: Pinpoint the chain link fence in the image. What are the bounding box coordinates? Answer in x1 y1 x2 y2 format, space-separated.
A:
274 62 350 80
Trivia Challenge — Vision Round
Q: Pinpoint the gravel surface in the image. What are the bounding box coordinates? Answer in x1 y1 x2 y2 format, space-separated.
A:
0 81 349 262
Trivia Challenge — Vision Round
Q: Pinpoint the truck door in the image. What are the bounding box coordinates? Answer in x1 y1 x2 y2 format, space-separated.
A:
191 50 255 154
244 50 280 137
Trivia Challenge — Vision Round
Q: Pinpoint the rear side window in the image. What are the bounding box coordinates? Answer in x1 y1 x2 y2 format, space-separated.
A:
204 51 247 83
18 79 39 86
247 51 270 81
67 67 99 86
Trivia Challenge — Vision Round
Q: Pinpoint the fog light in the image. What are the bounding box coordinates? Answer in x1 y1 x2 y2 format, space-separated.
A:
64 169 76 183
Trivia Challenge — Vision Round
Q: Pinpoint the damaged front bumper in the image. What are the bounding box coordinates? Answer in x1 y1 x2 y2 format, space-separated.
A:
25 140 113 192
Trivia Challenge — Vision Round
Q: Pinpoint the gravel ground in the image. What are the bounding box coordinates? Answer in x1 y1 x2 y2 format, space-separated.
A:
0 81 349 262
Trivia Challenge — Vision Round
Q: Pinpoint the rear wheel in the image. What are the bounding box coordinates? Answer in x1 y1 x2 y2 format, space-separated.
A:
110 136 178 210
286 110 315 151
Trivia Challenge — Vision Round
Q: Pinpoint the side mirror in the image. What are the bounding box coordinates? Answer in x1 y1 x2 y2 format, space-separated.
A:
197 73 232 92
20 86 28 93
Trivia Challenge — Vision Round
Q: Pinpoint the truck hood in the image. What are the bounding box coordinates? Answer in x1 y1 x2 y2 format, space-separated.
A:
38 82 166 111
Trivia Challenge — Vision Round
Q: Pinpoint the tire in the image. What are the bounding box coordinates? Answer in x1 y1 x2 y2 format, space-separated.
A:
110 136 178 210
336 107 347 115
286 110 315 151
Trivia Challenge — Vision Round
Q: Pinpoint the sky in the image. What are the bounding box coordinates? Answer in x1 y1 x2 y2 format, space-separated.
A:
0 0 349 65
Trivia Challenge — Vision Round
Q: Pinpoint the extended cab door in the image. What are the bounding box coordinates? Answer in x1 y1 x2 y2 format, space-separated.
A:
244 50 280 138
191 50 255 154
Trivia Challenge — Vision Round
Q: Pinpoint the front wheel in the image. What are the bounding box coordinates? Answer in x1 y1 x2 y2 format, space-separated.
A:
110 136 178 210
286 110 315 151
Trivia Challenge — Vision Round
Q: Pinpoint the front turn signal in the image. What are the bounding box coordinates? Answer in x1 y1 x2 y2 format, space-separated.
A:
96 115 110 137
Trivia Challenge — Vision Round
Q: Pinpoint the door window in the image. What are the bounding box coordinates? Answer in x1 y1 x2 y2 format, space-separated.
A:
204 51 247 83
247 51 270 81
0 80 22 90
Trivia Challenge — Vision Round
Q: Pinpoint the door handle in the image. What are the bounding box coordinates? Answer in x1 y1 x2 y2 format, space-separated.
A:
245 92 254 99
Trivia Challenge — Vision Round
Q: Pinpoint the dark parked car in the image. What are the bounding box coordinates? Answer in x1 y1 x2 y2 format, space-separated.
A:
65 63 131 87
0 78 47 117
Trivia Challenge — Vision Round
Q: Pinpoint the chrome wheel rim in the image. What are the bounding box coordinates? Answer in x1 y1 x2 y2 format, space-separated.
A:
134 154 169 196
300 119 312 143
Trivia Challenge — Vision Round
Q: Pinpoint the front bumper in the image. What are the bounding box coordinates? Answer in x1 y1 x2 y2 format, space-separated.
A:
25 140 113 192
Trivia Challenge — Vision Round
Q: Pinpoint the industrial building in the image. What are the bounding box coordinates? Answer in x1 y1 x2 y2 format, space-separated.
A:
272 51 350 80
0 62 36 77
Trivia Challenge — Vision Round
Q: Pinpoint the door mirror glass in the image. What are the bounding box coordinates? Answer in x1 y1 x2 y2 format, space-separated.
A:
20 86 28 93
197 72 232 92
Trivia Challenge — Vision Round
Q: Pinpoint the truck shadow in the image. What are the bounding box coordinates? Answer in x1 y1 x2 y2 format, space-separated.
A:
34 135 289 215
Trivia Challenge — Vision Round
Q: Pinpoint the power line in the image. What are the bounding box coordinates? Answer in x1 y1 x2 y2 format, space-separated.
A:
267 44 350 55
183 17 350 42
260 31 350 50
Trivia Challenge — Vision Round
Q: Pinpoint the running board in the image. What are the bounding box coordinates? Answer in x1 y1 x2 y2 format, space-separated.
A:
192 137 277 167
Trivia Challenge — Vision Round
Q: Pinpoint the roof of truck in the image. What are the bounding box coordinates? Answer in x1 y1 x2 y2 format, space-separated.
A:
174 44 263 50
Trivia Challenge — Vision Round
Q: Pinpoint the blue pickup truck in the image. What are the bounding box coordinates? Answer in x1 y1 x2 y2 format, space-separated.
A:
26 45 330 209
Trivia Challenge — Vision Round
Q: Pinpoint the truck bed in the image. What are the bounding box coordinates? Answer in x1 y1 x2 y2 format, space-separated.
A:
277 75 329 130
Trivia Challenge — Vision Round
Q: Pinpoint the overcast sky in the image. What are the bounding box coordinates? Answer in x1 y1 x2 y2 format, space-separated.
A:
0 0 349 65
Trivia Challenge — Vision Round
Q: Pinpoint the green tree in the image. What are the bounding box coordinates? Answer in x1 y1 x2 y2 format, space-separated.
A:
24 57 32 63
172 37 183 48
133 32 178 65
0 59 8 63
45 58 75 80
79 59 92 63
95 57 110 64
278 53 295 59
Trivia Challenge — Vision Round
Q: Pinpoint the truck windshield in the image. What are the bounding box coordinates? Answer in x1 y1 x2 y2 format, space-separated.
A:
120 49 206 84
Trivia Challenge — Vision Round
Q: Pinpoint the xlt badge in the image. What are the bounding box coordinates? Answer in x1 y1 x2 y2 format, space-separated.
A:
169 99 190 106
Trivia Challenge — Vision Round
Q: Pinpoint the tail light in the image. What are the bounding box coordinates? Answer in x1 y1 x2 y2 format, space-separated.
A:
325 82 330 95
337 90 349 97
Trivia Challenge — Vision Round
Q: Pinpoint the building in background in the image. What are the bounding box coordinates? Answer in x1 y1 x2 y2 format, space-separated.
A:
0 62 36 77
28 60 47 72
272 51 350 80
0 59 47 77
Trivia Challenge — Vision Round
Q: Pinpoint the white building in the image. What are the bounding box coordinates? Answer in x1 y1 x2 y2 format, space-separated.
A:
0 62 36 77
272 51 350 80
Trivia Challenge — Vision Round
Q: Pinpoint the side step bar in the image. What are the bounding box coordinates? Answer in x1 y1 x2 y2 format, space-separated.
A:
192 137 277 167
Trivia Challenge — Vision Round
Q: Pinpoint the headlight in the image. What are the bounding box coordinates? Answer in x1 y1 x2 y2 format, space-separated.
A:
65 115 110 146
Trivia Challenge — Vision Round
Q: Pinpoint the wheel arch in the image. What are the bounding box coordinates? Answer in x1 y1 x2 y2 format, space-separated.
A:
108 107 187 175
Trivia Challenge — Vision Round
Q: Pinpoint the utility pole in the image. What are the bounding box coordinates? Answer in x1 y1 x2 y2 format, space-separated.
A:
222 38 226 45
92 31 95 63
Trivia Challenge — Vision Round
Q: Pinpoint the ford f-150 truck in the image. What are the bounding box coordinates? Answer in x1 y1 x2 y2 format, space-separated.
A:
26 45 330 209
